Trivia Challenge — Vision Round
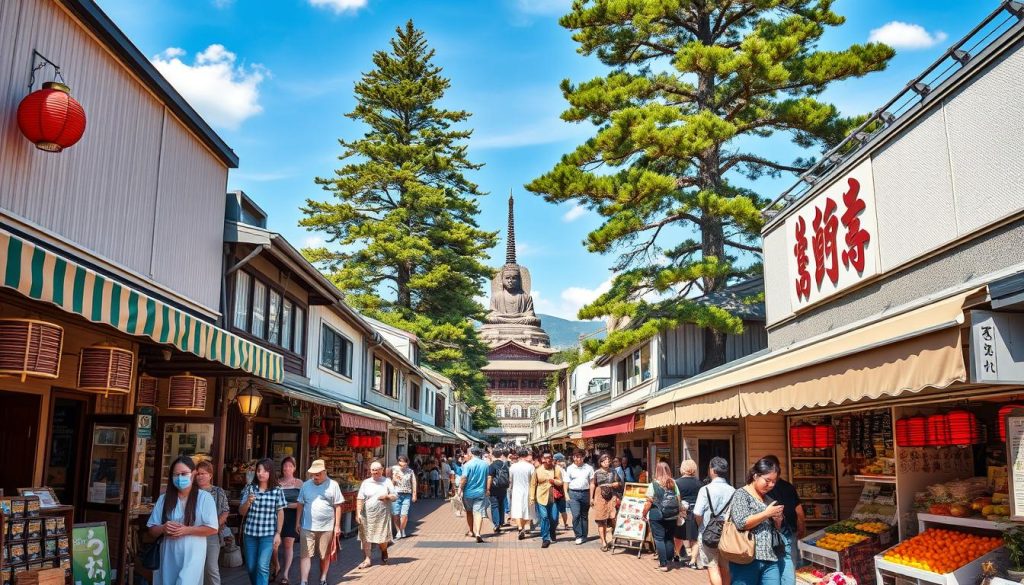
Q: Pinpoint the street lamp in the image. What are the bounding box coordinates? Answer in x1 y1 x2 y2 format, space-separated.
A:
236 382 263 418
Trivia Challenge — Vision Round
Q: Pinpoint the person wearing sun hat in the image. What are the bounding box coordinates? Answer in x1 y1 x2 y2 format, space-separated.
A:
295 459 344 585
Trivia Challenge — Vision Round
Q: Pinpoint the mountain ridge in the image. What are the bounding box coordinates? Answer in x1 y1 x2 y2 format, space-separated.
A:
538 313 605 349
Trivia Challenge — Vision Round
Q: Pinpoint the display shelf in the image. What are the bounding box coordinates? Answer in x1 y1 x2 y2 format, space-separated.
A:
916 513 1018 532
874 547 1005 585
854 475 896 484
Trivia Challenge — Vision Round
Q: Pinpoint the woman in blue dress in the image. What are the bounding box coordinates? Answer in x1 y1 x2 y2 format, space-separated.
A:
147 456 219 585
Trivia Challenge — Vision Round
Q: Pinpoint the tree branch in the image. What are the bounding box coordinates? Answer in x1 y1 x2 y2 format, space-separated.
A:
725 239 763 254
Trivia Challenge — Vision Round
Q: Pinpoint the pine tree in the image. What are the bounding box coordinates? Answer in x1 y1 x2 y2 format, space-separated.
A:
527 0 894 370
302 21 498 430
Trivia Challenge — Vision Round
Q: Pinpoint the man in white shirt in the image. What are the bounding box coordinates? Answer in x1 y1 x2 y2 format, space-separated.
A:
565 449 595 545
295 460 345 585
508 447 536 539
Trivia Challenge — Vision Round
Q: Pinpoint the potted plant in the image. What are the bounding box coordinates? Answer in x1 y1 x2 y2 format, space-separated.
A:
1004 526 1024 580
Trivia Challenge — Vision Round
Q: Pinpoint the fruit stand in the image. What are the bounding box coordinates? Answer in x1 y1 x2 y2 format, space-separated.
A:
874 526 1005 585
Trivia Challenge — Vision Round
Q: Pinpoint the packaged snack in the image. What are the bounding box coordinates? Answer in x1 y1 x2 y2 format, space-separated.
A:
8 520 25 541
57 536 69 557
26 520 42 539
1 567 9 585
28 561 43 571
53 517 66 534
0 499 11 516
26 540 41 562
43 539 56 559
44 518 57 536
10 499 25 518
9 543 24 564
25 498 40 517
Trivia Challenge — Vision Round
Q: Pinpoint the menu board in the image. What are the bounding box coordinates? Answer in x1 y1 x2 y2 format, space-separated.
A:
1007 415 1024 520
612 482 649 541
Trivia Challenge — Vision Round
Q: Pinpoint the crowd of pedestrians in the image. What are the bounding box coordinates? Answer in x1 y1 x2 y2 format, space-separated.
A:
145 445 803 585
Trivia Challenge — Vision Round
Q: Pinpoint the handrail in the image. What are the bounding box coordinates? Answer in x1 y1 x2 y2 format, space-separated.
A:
762 1 1024 223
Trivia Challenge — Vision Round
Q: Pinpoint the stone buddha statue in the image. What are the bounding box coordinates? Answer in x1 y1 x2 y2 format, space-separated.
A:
487 264 541 326
479 193 551 348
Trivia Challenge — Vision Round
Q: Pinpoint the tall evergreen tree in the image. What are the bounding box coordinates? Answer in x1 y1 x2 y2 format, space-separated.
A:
302 21 498 430
527 1 894 370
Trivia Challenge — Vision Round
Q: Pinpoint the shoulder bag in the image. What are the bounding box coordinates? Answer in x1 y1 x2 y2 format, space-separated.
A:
717 488 756 565
140 536 163 571
550 468 565 500
700 487 730 548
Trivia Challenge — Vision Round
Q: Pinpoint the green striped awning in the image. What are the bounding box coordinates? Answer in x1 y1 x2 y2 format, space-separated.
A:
0 228 283 382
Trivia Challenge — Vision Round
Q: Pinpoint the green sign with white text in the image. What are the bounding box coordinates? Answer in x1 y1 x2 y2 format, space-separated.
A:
72 522 112 585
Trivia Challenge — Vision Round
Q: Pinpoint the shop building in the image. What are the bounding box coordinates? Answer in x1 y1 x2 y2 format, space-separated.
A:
643 4 1024 582
0 0 283 581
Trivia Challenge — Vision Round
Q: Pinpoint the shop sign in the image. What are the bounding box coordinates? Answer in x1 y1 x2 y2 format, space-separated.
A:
970 311 1024 384
612 482 650 543
786 158 880 311
72 522 111 585
136 406 155 439
1006 416 1024 520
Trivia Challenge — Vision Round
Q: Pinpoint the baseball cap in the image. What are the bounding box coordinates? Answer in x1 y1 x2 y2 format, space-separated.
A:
553 453 565 461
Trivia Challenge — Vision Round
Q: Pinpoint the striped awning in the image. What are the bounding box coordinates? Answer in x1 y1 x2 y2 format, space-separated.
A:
1 228 283 382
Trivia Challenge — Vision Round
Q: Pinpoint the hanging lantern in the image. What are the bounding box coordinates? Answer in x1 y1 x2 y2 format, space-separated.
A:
904 415 928 447
346 434 359 448
999 404 1024 443
17 82 87 153
813 424 836 449
236 382 263 418
895 417 911 447
789 422 816 449
0 319 63 381
136 375 159 406
925 413 949 446
77 345 134 396
309 432 321 448
373 436 382 448
168 373 207 412
318 431 331 448
946 410 982 446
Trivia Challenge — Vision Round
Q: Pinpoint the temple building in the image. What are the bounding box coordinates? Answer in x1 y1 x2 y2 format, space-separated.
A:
480 194 566 443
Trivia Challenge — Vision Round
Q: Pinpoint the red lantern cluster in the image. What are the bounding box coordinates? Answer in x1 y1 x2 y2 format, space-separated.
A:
345 434 382 448
999 404 1024 443
897 411 983 447
17 82 87 152
789 422 834 449
308 430 331 448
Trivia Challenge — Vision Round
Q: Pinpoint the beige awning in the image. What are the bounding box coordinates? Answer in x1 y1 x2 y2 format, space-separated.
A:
643 288 983 428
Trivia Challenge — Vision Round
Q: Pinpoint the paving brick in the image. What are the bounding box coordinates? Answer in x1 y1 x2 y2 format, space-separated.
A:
222 498 707 585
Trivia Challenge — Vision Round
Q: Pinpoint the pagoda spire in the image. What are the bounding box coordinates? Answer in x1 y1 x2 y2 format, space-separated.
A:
505 190 517 266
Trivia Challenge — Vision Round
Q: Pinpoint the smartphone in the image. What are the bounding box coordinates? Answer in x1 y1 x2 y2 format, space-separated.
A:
765 498 777 507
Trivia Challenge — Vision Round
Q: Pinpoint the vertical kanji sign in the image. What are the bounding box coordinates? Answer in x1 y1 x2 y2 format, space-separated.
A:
785 159 880 310
971 311 1024 384
73 522 111 585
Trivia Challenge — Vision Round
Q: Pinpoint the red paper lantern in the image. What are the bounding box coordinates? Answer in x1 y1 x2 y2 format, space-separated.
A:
789 423 816 449
346 434 358 448
926 413 949 446
17 82 87 152
946 410 982 446
318 431 331 448
895 417 911 447
309 432 321 448
905 415 928 447
999 404 1024 443
374 436 383 448
813 424 836 449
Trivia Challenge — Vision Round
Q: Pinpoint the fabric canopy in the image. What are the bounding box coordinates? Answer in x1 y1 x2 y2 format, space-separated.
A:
339 402 389 433
643 288 981 428
582 412 637 438
1 228 283 381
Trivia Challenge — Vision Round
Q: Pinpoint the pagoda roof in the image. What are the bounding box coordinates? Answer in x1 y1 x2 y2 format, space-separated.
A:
481 360 568 373
487 339 560 356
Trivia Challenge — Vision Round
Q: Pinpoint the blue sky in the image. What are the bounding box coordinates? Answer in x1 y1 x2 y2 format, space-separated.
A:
97 0 997 319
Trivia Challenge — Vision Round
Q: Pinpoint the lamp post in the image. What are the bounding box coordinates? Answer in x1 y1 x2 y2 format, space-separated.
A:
235 381 263 461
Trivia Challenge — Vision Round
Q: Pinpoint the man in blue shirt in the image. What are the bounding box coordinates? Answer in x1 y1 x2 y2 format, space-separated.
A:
460 447 490 543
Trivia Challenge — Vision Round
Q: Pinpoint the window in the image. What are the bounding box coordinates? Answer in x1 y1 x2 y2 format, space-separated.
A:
293 307 305 354
617 342 652 392
251 280 267 338
409 382 421 410
373 357 383 393
267 290 282 345
384 363 396 398
511 406 521 418
282 300 293 350
526 407 533 419
320 324 353 377
232 272 251 330
496 405 505 418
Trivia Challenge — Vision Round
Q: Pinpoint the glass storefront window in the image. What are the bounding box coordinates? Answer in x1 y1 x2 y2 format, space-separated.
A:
87 425 130 504
158 423 215 493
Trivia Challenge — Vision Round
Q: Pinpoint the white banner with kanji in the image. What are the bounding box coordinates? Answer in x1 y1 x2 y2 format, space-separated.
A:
785 158 881 311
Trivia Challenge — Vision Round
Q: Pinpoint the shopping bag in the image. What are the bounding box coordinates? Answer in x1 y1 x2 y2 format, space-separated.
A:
452 495 466 516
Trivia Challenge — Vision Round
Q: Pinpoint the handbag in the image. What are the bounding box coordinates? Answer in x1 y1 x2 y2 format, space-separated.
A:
140 536 162 571
717 489 756 565
219 541 243 568
550 468 565 500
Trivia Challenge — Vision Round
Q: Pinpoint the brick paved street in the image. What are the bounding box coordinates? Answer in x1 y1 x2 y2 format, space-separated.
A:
223 498 706 585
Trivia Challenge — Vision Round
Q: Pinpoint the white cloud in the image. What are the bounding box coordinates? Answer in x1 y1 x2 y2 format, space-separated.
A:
533 278 612 320
303 236 326 249
868 21 948 50
151 44 267 131
513 0 571 15
562 204 587 222
308 0 368 14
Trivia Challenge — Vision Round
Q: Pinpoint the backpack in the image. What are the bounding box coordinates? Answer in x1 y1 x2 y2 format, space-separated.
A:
701 487 733 549
491 461 510 490
653 482 680 521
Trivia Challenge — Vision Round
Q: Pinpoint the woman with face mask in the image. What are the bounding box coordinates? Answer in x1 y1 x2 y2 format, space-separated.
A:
147 456 219 585
239 458 287 585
